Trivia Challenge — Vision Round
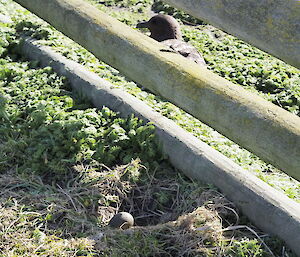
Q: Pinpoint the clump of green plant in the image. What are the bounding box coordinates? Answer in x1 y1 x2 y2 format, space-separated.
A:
15 20 52 40
88 0 152 14
152 0 205 25
226 239 264 257
98 0 151 8
0 58 164 179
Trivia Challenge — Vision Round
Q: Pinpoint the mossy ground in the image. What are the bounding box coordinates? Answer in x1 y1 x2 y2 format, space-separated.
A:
0 0 299 256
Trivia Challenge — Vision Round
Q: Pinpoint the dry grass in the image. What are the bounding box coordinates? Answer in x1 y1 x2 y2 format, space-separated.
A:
0 159 289 256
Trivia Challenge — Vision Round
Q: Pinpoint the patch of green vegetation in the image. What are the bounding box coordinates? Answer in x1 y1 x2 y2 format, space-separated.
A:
86 0 151 26
14 20 52 40
104 230 166 256
152 0 205 25
226 239 264 257
98 0 152 12
0 62 163 179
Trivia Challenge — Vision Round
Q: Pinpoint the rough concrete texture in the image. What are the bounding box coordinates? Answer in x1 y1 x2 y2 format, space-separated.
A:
164 0 300 69
21 38 300 255
14 0 300 181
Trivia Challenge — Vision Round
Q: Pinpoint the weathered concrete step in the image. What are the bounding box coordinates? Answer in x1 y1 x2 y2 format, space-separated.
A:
20 38 300 255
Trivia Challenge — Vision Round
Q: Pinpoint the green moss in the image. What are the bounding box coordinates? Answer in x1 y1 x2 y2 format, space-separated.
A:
151 0 205 25
0 65 163 179
226 239 264 257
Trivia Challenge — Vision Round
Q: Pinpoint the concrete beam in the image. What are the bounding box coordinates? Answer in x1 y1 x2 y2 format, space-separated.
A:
20 38 300 255
164 0 300 69
13 0 300 181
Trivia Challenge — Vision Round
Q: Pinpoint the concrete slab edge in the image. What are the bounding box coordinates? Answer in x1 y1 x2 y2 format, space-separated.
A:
20 38 300 255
